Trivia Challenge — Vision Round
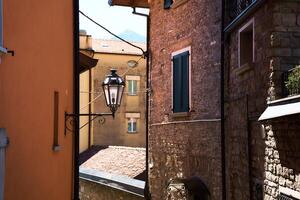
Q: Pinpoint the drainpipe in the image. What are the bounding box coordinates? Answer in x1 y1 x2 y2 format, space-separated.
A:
221 0 227 200
132 7 151 200
88 69 92 148
73 0 80 199
246 95 253 200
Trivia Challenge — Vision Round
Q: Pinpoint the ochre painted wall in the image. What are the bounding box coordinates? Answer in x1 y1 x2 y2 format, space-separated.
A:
92 53 147 147
0 0 74 199
79 70 91 153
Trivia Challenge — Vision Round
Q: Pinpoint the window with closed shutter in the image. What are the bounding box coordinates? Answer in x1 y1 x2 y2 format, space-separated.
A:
164 0 173 9
172 51 189 113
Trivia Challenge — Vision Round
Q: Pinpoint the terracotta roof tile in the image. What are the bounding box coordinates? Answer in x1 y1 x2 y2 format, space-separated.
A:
80 146 146 178
92 39 146 55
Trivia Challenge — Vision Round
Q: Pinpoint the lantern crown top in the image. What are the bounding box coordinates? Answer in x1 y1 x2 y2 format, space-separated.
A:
102 69 125 86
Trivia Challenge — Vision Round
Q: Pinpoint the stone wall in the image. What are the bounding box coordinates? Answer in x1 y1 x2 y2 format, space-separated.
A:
264 115 300 200
148 0 222 199
149 122 222 200
225 1 300 200
263 1 300 199
268 0 300 100
79 179 144 200
225 2 272 199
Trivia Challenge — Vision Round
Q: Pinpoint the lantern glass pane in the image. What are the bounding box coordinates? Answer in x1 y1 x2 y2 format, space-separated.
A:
103 85 110 106
109 85 118 105
117 86 124 105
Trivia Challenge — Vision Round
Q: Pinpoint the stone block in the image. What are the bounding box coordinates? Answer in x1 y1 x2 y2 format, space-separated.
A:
282 13 296 26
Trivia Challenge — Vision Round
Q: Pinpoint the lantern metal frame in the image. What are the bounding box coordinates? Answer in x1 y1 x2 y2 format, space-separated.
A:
102 69 125 116
65 69 125 134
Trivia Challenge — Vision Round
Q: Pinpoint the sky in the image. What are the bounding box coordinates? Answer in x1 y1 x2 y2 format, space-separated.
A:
79 0 148 39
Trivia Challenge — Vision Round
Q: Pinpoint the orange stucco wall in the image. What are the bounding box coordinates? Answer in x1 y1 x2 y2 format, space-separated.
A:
0 0 74 199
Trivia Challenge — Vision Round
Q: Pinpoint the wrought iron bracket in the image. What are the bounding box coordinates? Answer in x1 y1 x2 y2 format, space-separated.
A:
64 112 114 135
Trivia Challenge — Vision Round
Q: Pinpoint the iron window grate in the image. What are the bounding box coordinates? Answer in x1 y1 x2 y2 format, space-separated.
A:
278 193 299 200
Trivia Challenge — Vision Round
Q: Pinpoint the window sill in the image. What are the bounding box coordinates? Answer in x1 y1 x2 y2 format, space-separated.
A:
235 62 253 76
170 112 190 118
171 0 189 9
127 131 138 134
127 94 138 96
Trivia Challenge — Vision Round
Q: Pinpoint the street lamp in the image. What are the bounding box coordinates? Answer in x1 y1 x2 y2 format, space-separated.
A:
65 69 125 134
102 69 125 117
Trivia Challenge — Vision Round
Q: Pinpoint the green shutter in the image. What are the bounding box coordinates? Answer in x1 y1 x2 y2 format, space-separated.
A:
181 52 189 112
173 51 189 113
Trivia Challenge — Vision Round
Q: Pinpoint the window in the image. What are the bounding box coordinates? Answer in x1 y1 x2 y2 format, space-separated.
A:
172 47 191 113
127 118 137 133
239 19 254 68
164 0 173 9
164 0 189 9
128 80 137 95
126 75 140 96
126 113 140 133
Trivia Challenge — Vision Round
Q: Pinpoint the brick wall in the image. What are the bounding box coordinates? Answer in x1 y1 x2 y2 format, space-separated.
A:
148 0 222 199
263 2 300 198
79 179 144 200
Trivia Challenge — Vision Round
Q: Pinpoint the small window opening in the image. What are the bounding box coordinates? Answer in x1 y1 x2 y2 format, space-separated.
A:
127 118 137 133
127 80 137 95
239 19 254 68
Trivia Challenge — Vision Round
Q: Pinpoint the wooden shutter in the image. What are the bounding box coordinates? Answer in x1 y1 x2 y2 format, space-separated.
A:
173 51 189 113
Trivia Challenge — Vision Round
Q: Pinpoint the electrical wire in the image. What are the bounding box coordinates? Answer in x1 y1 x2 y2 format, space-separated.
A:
79 10 146 56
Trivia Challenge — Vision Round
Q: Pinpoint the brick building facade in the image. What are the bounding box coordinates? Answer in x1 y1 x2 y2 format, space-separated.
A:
148 0 222 199
109 0 300 199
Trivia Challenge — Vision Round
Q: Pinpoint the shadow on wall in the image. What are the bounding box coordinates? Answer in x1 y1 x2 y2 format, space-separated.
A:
272 115 300 186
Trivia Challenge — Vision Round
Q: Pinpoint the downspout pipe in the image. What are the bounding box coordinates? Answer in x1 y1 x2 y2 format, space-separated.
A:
73 0 80 199
221 0 226 200
132 7 151 200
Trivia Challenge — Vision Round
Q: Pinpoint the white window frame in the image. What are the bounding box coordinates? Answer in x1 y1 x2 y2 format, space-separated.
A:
127 118 137 133
171 46 192 113
238 18 255 68
127 80 137 96
126 75 140 96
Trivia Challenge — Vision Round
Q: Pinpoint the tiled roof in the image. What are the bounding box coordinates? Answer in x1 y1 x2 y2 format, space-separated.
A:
80 146 146 179
92 39 146 55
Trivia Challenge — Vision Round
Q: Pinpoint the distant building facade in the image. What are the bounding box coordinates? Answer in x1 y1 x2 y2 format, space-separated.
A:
92 39 147 147
79 35 147 150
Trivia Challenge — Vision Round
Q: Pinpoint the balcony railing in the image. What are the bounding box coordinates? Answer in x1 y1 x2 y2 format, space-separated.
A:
282 67 300 98
225 0 256 26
